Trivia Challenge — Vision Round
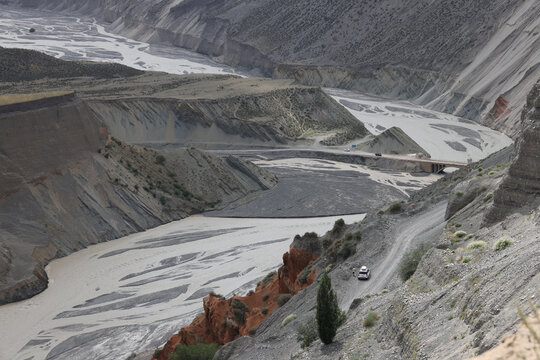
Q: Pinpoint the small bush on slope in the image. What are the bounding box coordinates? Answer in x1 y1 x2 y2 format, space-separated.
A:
169 343 218 360
467 241 487 251
297 317 318 348
398 243 431 281
494 237 514 251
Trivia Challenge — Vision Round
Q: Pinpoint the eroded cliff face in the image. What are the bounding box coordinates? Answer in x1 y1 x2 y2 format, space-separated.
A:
87 86 366 148
0 95 277 304
153 233 321 360
12 0 540 137
486 80 540 223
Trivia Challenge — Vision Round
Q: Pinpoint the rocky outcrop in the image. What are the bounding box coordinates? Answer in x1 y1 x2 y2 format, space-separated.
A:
0 95 278 304
358 127 429 157
488 96 511 122
153 232 321 360
486 80 540 223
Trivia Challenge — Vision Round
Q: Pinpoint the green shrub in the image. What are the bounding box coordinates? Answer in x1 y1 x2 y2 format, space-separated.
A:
298 262 315 284
231 299 250 313
337 241 356 259
233 308 246 324
169 343 219 360
261 307 268 315
261 271 276 288
456 191 464 196
296 317 318 348
248 327 257 335
153 348 160 359
155 155 166 165
362 312 380 327
483 193 493 202
281 314 297 328
322 238 332 248
466 241 487 251
462 257 471 263
493 237 514 251
277 293 292 307
454 223 462 228
262 294 269 302
159 196 167 205
337 309 347 327
387 202 403 214
454 231 467 238
398 243 431 281
331 218 345 234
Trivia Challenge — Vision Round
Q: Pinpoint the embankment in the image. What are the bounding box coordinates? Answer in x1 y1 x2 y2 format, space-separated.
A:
86 86 367 148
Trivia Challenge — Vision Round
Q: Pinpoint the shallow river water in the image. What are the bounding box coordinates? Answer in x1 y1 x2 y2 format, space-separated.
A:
0 214 365 359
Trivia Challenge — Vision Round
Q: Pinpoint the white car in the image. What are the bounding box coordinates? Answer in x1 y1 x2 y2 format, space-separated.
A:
344 148 350 152
357 266 371 280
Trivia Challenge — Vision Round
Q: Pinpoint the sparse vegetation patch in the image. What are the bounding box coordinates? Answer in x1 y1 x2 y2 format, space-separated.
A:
466 241 487 251
296 317 318 348
281 314 297 328
493 237 514 251
169 343 218 360
363 311 380 327
277 293 292 306
398 243 431 281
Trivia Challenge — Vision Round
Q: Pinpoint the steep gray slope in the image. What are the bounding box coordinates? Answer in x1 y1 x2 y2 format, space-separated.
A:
0 95 277 305
213 80 540 359
12 0 540 137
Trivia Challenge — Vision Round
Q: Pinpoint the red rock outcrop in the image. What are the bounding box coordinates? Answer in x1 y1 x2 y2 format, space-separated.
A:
488 95 511 121
154 238 321 360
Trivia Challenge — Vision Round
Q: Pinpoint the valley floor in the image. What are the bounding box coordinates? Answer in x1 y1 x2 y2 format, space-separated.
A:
0 214 365 360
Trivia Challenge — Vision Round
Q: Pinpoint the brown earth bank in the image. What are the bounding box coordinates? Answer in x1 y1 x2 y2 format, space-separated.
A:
152 232 321 360
10 0 540 137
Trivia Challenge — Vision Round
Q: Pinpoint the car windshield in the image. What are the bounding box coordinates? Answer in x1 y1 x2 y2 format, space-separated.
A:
359 269 368 273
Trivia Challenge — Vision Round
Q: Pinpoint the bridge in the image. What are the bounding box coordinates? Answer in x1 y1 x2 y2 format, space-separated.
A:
206 148 469 174
414 158 468 173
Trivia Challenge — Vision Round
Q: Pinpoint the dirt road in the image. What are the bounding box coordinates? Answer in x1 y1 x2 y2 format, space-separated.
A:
341 201 448 309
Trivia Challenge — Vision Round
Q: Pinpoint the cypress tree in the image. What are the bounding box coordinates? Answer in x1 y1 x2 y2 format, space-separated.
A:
316 271 340 344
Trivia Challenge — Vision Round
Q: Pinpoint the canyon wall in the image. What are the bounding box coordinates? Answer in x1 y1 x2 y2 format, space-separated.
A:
13 0 540 137
0 95 277 304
